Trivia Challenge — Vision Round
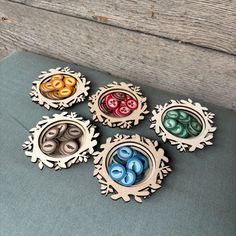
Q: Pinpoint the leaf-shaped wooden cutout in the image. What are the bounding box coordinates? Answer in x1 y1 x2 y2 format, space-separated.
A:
134 196 142 203
38 162 44 170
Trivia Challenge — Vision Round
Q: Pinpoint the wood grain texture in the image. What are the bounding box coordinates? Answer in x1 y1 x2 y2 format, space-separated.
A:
7 0 236 55
0 45 16 60
0 0 236 110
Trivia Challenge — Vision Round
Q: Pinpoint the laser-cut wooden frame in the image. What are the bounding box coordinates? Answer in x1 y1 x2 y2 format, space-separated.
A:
22 112 99 170
88 82 149 129
150 99 216 152
93 134 171 203
30 67 90 110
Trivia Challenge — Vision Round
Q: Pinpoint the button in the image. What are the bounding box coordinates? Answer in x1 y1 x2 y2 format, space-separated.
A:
177 128 189 138
126 157 144 175
111 92 126 101
104 94 113 103
109 163 126 181
119 169 136 187
40 83 50 93
56 123 68 137
51 74 63 81
132 150 149 170
187 121 202 136
45 127 59 140
190 120 202 132
169 123 184 135
63 140 79 154
112 106 131 117
58 87 72 98
165 110 179 119
117 106 131 116
112 155 126 165
163 118 177 130
45 82 54 91
106 97 119 110
67 127 83 139
177 110 191 124
46 91 60 100
52 79 64 90
135 173 144 183
112 108 121 117
41 140 57 154
64 76 76 87
117 146 133 161
126 99 138 110
99 101 112 113
136 154 149 170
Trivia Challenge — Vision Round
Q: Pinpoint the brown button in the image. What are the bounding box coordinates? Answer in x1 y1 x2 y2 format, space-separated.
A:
67 127 83 139
59 140 79 155
56 123 68 137
41 140 57 154
45 127 59 140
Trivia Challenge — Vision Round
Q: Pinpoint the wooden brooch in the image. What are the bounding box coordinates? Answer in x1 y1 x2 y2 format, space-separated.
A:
88 82 149 129
22 112 99 170
93 134 171 203
30 67 90 110
150 99 216 152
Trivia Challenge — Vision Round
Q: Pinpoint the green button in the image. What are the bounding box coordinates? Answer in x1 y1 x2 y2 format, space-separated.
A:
187 121 202 136
177 128 189 138
177 110 191 124
165 110 179 119
191 121 202 132
163 118 177 130
169 123 184 135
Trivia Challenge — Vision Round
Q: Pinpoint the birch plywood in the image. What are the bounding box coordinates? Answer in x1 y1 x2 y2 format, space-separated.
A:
8 0 236 55
1 0 236 110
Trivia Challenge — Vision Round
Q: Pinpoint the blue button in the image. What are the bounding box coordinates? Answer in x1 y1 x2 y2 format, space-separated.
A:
112 155 126 165
108 163 126 181
132 151 149 171
126 157 144 175
137 154 149 170
119 169 136 187
135 173 144 183
132 149 138 157
117 146 133 161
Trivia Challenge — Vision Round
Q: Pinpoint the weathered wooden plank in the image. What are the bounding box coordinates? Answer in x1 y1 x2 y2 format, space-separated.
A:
7 0 236 55
0 44 16 60
0 0 236 110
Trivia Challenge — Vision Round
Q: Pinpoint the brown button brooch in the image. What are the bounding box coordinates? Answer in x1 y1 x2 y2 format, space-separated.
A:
30 67 90 110
88 82 149 129
22 112 99 170
150 99 216 152
93 134 171 203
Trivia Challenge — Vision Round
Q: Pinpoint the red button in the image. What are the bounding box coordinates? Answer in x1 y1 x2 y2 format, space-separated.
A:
99 101 112 113
112 108 120 117
118 106 131 116
104 94 113 103
106 97 119 110
126 99 138 110
111 92 126 101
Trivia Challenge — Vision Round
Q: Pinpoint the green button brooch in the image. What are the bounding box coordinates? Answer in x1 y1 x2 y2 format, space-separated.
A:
150 99 216 152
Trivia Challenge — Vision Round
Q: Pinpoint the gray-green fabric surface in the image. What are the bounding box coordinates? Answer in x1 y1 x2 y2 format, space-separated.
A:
0 51 235 236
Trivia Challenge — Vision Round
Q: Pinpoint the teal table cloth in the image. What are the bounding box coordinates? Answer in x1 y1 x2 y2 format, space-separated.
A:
0 51 235 236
